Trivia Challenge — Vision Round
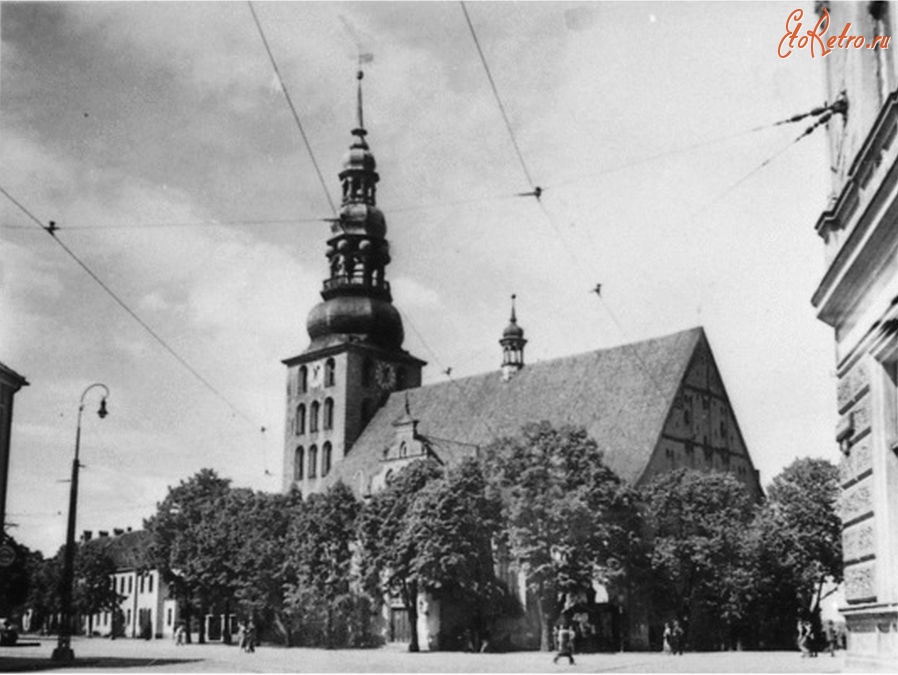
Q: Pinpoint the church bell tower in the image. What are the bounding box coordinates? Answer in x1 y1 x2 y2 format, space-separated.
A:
281 71 426 494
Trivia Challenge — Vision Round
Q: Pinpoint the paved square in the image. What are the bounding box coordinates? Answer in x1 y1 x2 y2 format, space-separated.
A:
0 637 846 673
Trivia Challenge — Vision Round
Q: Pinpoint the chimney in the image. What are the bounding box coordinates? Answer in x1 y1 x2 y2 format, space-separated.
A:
81 530 92 542
126 526 132 533
98 530 109 538
113 528 124 536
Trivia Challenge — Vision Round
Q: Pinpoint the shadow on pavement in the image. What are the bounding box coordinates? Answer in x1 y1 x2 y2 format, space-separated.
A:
0 657 202 672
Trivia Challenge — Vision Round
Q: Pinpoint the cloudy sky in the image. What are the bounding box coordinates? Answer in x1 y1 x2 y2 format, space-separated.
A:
2 1 840 555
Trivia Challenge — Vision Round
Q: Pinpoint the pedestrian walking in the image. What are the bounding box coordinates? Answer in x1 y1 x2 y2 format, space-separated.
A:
236 622 247 651
797 619 811 657
246 621 257 653
552 620 575 665
824 620 836 656
174 622 186 646
671 619 685 655
662 622 673 654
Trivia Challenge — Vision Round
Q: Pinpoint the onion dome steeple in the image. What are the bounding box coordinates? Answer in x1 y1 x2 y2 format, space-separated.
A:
500 294 527 381
306 70 405 351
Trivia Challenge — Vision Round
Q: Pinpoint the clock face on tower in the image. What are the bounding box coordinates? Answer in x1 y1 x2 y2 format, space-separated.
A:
374 361 397 392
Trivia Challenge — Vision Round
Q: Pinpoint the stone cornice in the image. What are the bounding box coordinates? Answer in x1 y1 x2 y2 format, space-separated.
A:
813 90 898 328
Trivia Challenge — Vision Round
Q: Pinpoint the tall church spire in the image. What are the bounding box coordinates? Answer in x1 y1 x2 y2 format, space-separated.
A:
500 294 526 381
305 71 404 351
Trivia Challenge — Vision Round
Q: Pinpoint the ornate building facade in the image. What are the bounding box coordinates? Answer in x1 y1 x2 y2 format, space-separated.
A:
811 2 898 669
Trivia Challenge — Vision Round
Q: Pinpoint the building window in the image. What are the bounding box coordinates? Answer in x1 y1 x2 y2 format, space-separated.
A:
167 608 173 627
323 398 334 430
683 409 691 425
294 446 304 481
299 366 308 394
310 401 320 432
325 358 336 387
399 441 408 458
148 573 153 594
322 442 332 476
309 445 318 478
139 574 144 594
296 404 306 435
128 576 133 594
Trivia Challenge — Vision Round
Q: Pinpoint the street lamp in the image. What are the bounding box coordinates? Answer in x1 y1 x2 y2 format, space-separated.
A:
51 383 110 662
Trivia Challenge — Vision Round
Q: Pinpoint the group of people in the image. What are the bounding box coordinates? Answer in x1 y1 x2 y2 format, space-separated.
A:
235 621 257 653
552 620 577 665
661 620 685 655
797 617 838 657
170 620 256 652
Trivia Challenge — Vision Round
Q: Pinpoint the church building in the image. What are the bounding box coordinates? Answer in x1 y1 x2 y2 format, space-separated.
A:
281 74 763 650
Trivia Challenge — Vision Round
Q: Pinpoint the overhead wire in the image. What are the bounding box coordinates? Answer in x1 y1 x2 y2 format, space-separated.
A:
247 1 337 216
0 184 261 428
460 1 537 192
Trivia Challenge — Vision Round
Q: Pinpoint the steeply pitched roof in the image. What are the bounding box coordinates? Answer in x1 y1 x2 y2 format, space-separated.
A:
325 326 705 491
83 530 152 571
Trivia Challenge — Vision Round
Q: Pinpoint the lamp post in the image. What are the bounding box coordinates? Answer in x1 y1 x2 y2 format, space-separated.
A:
51 383 109 662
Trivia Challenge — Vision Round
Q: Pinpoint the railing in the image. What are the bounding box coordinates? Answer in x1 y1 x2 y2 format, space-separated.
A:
323 274 390 293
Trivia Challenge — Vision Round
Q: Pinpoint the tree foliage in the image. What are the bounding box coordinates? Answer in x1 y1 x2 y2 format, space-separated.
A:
402 459 506 633
73 544 121 636
640 468 756 650
484 422 630 650
284 482 368 647
744 457 842 648
357 458 443 651
144 468 232 642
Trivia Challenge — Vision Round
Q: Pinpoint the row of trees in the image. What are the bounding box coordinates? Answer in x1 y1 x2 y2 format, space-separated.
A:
2 421 842 652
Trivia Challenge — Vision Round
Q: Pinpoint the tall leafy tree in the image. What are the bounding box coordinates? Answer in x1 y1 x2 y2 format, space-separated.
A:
0 536 36 619
144 468 232 643
640 468 756 650
73 544 121 637
25 549 61 634
228 487 302 645
402 458 505 644
284 482 363 647
484 422 628 650
748 457 842 647
357 458 443 651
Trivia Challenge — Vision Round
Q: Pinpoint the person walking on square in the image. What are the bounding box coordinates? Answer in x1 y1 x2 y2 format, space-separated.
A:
824 620 837 656
174 622 186 646
671 619 684 655
662 622 673 654
553 620 575 665
797 618 811 657
236 622 247 652
246 621 257 653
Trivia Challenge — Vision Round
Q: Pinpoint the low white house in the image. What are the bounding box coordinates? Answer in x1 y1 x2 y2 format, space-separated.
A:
78 529 178 640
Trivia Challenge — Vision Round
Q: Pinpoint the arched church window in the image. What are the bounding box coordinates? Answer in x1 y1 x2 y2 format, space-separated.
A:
325 359 336 387
294 447 304 481
310 401 320 433
322 442 332 477
299 366 308 394
309 445 318 478
296 404 306 435
323 398 334 430
399 441 408 458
